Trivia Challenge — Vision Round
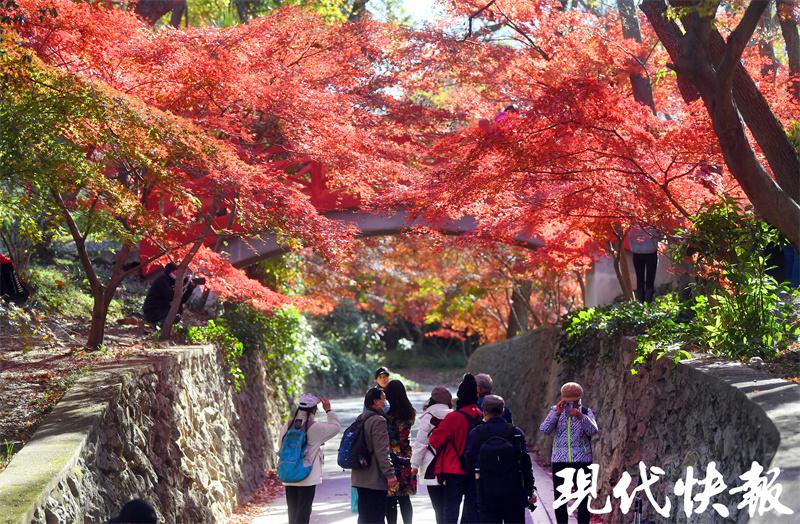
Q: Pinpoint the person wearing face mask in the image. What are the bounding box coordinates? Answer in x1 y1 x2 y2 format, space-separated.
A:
539 382 599 524
351 387 398 524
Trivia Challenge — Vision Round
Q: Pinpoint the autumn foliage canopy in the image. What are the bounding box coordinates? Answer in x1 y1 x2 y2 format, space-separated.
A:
1 0 798 345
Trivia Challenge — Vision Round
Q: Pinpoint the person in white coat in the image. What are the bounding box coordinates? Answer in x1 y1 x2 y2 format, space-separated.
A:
410 386 452 524
279 393 342 524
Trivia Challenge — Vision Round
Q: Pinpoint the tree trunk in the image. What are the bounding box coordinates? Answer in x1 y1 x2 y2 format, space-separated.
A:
641 0 800 249
506 280 532 338
778 0 800 101
610 239 635 301
616 0 656 111
575 270 586 307
86 288 108 350
160 243 203 340
348 0 368 21
757 4 780 77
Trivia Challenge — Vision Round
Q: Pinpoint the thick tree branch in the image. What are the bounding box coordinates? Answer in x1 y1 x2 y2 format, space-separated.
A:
718 0 769 88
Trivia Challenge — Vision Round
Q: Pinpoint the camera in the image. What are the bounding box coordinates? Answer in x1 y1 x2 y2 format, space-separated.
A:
527 501 538 512
191 276 206 285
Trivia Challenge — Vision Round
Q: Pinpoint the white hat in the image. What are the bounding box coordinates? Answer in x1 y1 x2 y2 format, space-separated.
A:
299 393 320 409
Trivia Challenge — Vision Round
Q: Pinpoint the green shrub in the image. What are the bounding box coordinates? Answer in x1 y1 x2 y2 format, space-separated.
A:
559 293 693 372
560 200 800 370
26 265 121 321
222 303 327 402
307 344 374 395
185 319 245 390
672 199 800 359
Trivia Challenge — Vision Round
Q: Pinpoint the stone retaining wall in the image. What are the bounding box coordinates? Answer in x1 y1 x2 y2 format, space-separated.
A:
0 345 284 524
467 328 800 523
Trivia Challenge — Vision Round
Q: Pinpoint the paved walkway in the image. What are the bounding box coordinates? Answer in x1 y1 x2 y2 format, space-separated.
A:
252 392 577 523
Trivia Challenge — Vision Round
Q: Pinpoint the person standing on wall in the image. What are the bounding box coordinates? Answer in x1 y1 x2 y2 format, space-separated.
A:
625 223 661 302
464 395 536 523
384 380 417 524
352 387 399 524
539 382 599 524
411 386 452 524
428 374 482 524
278 394 341 524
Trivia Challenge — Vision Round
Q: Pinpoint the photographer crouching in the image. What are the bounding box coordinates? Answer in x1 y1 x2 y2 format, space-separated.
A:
142 262 206 327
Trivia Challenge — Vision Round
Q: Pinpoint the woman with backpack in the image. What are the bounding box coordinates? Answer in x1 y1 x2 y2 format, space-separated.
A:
410 386 452 524
539 382 599 524
278 393 341 524
428 374 482 523
383 380 417 524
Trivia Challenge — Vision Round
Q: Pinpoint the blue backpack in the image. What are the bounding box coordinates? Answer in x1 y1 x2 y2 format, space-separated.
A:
277 413 313 483
337 413 373 470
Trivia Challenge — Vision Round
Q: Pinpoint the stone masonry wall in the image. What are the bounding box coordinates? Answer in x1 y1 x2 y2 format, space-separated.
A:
0 345 284 524
467 328 800 523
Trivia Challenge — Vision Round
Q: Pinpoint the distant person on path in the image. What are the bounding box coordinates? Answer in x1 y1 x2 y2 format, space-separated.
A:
475 373 513 424
625 224 661 302
411 386 452 524
465 395 536 523
352 387 399 524
375 367 391 390
384 380 418 524
539 382 598 524
142 262 204 326
429 374 482 524
107 499 158 523
278 394 341 524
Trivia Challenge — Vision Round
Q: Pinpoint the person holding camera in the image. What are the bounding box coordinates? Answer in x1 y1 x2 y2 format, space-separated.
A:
142 262 205 326
539 382 599 524
464 394 536 524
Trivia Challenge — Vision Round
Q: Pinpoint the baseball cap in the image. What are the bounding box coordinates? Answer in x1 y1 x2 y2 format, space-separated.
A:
299 393 320 409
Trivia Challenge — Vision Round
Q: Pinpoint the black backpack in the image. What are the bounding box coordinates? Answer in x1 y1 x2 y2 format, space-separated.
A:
478 424 524 496
337 412 374 470
453 410 482 473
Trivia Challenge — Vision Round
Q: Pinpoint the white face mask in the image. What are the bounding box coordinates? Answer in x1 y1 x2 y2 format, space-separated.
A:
383 400 391 413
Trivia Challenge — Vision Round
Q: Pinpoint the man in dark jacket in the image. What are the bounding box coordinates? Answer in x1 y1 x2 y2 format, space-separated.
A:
475 373 513 424
465 395 535 524
142 263 201 326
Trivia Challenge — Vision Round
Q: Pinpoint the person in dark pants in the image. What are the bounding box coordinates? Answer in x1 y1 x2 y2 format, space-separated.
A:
428 374 482 523
539 382 599 524
142 262 203 326
384 380 417 524
465 395 536 523
279 394 341 524
351 387 398 524
626 224 661 302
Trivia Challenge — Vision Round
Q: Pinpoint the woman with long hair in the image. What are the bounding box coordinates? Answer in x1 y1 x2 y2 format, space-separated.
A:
384 379 417 524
